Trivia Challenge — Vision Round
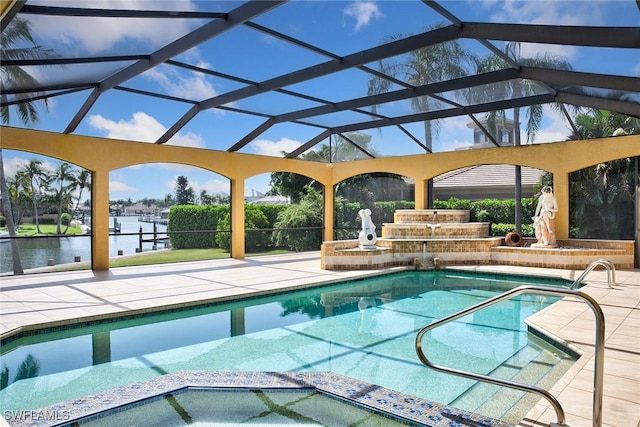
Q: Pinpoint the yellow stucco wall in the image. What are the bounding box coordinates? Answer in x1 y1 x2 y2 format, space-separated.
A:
0 0 18 17
1 126 638 270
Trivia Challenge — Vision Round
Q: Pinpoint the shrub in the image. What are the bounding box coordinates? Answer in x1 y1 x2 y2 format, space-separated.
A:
216 205 271 251
492 223 535 237
334 199 415 240
273 187 323 251
37 216 56 225
61 213 72 226
168 205 228 249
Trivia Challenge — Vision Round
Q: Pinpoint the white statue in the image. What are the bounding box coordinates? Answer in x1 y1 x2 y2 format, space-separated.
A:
358 208 377 249
532 185 558 247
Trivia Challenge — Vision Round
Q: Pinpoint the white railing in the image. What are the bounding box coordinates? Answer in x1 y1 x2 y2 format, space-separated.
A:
570 259 616 289
415 285 606 427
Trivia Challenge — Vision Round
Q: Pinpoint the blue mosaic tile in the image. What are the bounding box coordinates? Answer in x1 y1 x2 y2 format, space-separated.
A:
3 371 514 427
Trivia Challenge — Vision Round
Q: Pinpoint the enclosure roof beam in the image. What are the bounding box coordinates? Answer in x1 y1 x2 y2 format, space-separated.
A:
156 24 461 144
63 1 285 135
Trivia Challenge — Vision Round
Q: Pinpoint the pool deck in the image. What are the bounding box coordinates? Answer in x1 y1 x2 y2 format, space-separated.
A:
0 252 638 427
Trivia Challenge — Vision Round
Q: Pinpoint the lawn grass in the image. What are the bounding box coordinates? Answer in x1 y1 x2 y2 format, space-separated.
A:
108 248 293 267
108 248 230 267
3 224 84 236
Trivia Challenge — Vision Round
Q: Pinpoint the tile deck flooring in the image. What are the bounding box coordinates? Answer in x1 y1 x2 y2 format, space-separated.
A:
1 252 638 427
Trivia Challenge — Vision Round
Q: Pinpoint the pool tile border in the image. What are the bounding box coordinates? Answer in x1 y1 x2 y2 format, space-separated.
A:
4 371 513 427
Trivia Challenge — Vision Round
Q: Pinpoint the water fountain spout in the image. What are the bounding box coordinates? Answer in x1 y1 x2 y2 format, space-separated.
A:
427 211 441 237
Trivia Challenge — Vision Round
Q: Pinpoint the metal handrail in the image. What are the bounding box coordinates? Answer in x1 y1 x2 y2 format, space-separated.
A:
570 259 616 289
415 285 605 427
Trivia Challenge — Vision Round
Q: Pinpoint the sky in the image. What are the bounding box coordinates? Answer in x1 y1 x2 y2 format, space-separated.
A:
2 0 639 203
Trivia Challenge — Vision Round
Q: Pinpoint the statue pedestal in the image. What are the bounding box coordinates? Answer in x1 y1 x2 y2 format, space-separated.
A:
531 243 558 249
358 231 377 249
358 244 377 250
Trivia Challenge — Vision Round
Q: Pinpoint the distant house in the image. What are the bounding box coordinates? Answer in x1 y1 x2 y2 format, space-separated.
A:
429 119 547 200
248 195 290 205
465 117 517 148
244 189 266 204
433 164 546 201
124 203 158 216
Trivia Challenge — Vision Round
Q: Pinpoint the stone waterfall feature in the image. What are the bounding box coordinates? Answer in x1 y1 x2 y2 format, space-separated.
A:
321 209 501 270
320 209 634 270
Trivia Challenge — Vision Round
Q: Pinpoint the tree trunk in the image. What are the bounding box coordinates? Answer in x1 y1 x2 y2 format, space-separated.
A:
514 108 523 233
424 120 434 208
0 150 24 274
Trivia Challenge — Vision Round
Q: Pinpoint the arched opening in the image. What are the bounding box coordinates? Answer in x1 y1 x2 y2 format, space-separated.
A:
257 171 325 253
108 163 232 268
569 156 637 240
1 150 92 274
334 173 414 240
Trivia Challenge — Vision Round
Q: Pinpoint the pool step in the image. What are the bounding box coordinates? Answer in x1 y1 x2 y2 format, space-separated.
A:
449 337 572 424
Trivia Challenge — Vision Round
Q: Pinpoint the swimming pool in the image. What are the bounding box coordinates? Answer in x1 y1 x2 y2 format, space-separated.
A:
0 270 575 424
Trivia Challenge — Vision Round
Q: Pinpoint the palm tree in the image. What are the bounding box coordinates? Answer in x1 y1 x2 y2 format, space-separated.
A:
475 42 573 231
568 109 638 239
21 159 48 233
5 170 28 226
1 17 57 274
0 150 23 273
367 25 473 207
51 162 77 234
63 169 91 233
1 17 55 123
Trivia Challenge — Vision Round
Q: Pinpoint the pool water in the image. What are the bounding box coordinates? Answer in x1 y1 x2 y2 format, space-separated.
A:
0 271 575 423
78 388 411 427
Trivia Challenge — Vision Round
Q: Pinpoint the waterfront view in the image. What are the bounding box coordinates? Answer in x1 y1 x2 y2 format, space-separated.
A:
0 217 167 274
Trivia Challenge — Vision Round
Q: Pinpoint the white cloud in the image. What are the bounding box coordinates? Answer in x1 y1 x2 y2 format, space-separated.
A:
530 106 572 144
144 65 220 102
2 155 61 178
2 156 28 178
164 174 229 197
343 1 382 31
29 0 200 55
189 178 230 195
88 112 205 148
484 1 608 60
250 137 302 157
110 180 137 193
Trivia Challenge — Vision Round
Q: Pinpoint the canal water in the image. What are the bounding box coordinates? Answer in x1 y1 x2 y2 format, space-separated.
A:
0 217 167 274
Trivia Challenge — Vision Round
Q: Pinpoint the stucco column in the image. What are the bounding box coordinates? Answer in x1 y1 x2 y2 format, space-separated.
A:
92 169 110 270
230 178 245 259
413 178 427 209
553 172 569 239
323 183 334 242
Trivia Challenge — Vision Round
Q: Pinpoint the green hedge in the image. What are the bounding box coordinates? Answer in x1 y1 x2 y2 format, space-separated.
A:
435 197 537 236
335 200 415 239
169 197 538 250
169 204 288 250
334 198 537 238
216 205 273 251
37 216 57 225
168 205 228 249
492 223 535 237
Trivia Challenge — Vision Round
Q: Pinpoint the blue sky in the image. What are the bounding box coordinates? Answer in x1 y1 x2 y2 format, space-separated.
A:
3 0 639 203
